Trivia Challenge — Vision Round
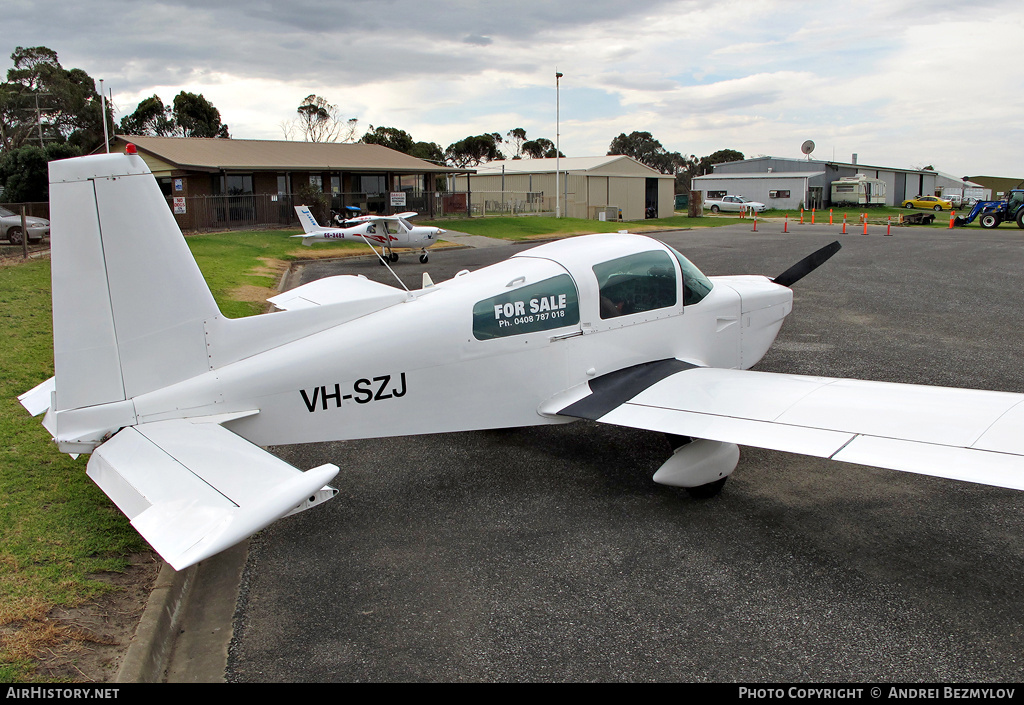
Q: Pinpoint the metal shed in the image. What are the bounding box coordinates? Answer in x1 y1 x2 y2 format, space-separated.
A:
692 171 825 211
706 156 936 207
454 155 675 221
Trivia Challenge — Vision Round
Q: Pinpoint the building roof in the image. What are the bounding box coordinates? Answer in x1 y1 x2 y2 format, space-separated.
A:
114 135 463 174
471 155 672 178
694 171 825 180
714 155 932 176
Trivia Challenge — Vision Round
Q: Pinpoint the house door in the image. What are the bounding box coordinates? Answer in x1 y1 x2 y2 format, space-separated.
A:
645 178 658 218
808 187 823 209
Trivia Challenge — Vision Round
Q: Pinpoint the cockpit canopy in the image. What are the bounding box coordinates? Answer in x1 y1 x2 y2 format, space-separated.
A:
468 234 714 341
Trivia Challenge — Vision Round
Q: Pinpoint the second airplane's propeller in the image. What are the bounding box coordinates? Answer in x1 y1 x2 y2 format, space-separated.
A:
772 240 842 288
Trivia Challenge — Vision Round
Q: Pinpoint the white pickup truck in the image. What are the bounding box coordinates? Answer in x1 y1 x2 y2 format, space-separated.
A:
703 195 767 213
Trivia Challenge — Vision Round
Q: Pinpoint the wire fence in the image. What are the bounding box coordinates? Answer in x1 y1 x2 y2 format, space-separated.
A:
161 190 560 232
3 186 614 244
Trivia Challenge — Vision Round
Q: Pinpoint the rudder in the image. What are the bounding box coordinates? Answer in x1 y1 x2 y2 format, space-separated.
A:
48 152 221 412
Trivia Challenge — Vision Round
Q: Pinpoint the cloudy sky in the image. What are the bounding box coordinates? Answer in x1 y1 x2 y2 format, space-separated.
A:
6 0 1022 177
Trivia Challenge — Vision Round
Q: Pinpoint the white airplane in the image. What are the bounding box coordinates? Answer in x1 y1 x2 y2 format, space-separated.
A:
294 205 445 264
18 151 1024 571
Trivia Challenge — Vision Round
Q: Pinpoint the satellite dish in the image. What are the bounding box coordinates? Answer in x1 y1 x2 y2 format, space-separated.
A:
801 140 815 156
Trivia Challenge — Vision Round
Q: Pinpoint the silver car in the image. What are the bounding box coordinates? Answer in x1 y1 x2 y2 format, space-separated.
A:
1 206 50 244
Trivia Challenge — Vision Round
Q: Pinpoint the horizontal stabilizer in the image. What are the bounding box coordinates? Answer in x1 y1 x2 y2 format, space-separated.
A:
18 376 55 416
551 362 1024 492
86 417 339 570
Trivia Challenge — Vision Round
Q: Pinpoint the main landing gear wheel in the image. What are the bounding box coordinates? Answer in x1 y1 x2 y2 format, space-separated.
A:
419 253 429 263
390 252 399 263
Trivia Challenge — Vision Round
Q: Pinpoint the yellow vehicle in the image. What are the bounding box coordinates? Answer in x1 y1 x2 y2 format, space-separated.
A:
902 195 953 211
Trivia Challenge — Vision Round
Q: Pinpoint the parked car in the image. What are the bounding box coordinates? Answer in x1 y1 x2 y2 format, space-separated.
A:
703 195 767 213
0 206 50 244
901 195 953 211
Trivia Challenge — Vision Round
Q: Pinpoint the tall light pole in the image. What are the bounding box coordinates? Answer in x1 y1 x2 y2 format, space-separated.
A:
100 79 110 153
555 71 562 218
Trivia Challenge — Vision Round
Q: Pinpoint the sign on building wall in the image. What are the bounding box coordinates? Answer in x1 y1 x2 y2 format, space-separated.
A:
390 192 407 207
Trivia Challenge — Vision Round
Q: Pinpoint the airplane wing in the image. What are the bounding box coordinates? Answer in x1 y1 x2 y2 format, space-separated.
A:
267 275 409 311
543 359 1024 491
356 212 416 222
86 415 339 570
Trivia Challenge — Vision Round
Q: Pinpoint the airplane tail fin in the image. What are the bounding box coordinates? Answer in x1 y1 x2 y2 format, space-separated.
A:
48 152 222 413
294 205 321 234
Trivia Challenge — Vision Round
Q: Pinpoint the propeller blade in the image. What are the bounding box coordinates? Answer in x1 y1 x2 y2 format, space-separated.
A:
773 240 842 288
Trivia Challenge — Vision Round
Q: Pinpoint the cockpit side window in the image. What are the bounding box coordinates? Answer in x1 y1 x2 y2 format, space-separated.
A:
472 274 580 340
593 250 677 319
667 245 714 305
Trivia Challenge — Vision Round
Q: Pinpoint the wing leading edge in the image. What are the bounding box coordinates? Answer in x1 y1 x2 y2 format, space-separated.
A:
546 359 1024 491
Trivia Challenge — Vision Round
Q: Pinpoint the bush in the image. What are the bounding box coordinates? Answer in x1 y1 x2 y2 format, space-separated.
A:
295 182 330 225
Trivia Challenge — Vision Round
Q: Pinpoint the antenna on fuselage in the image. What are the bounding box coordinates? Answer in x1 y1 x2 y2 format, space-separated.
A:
358 233 410 293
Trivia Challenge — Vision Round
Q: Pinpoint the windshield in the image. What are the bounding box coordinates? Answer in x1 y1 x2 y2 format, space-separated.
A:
0 207 13 217
735 196 750 202
667 245 714 305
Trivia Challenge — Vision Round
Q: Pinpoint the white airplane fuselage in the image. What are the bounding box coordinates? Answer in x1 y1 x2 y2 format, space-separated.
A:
124 238 791 450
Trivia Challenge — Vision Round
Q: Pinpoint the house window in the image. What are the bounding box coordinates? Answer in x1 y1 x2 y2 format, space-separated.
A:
277 175 288 195
769 190 791 199
212 174 253 195
708 190 727 198
355 174 387 195
309 174 322 191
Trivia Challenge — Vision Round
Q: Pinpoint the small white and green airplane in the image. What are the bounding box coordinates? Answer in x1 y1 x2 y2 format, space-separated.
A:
293 204 444 263
19 150 1024 571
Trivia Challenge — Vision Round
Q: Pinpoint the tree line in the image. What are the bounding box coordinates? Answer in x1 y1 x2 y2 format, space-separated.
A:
0 46 230 202
1 46 743 202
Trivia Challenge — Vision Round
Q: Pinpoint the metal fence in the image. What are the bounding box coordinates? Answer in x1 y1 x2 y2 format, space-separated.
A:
4 188 577 239
162 189 563 232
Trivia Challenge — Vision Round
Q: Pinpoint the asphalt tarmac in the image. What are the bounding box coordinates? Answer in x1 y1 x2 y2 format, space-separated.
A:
212 221 1024 682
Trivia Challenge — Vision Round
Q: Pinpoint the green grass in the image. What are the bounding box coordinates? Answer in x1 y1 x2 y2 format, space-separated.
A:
426 214 734 240
184 229 365 317
0 227 350 681
754 206 984 228
0 261 148 682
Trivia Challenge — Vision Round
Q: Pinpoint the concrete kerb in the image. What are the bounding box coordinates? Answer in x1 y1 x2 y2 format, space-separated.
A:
116 562 197 682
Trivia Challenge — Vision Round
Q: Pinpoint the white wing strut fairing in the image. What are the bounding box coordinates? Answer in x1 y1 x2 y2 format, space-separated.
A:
547 360 1024 491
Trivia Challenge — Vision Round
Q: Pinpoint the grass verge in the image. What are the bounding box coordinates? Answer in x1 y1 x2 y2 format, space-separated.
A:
0 227 379 681
426 214 734 240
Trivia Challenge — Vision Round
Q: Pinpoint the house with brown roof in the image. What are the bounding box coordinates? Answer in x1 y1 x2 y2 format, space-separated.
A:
113 136 467 230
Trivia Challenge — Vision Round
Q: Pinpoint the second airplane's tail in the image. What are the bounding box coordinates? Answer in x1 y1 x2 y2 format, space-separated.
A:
294 205 321 234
